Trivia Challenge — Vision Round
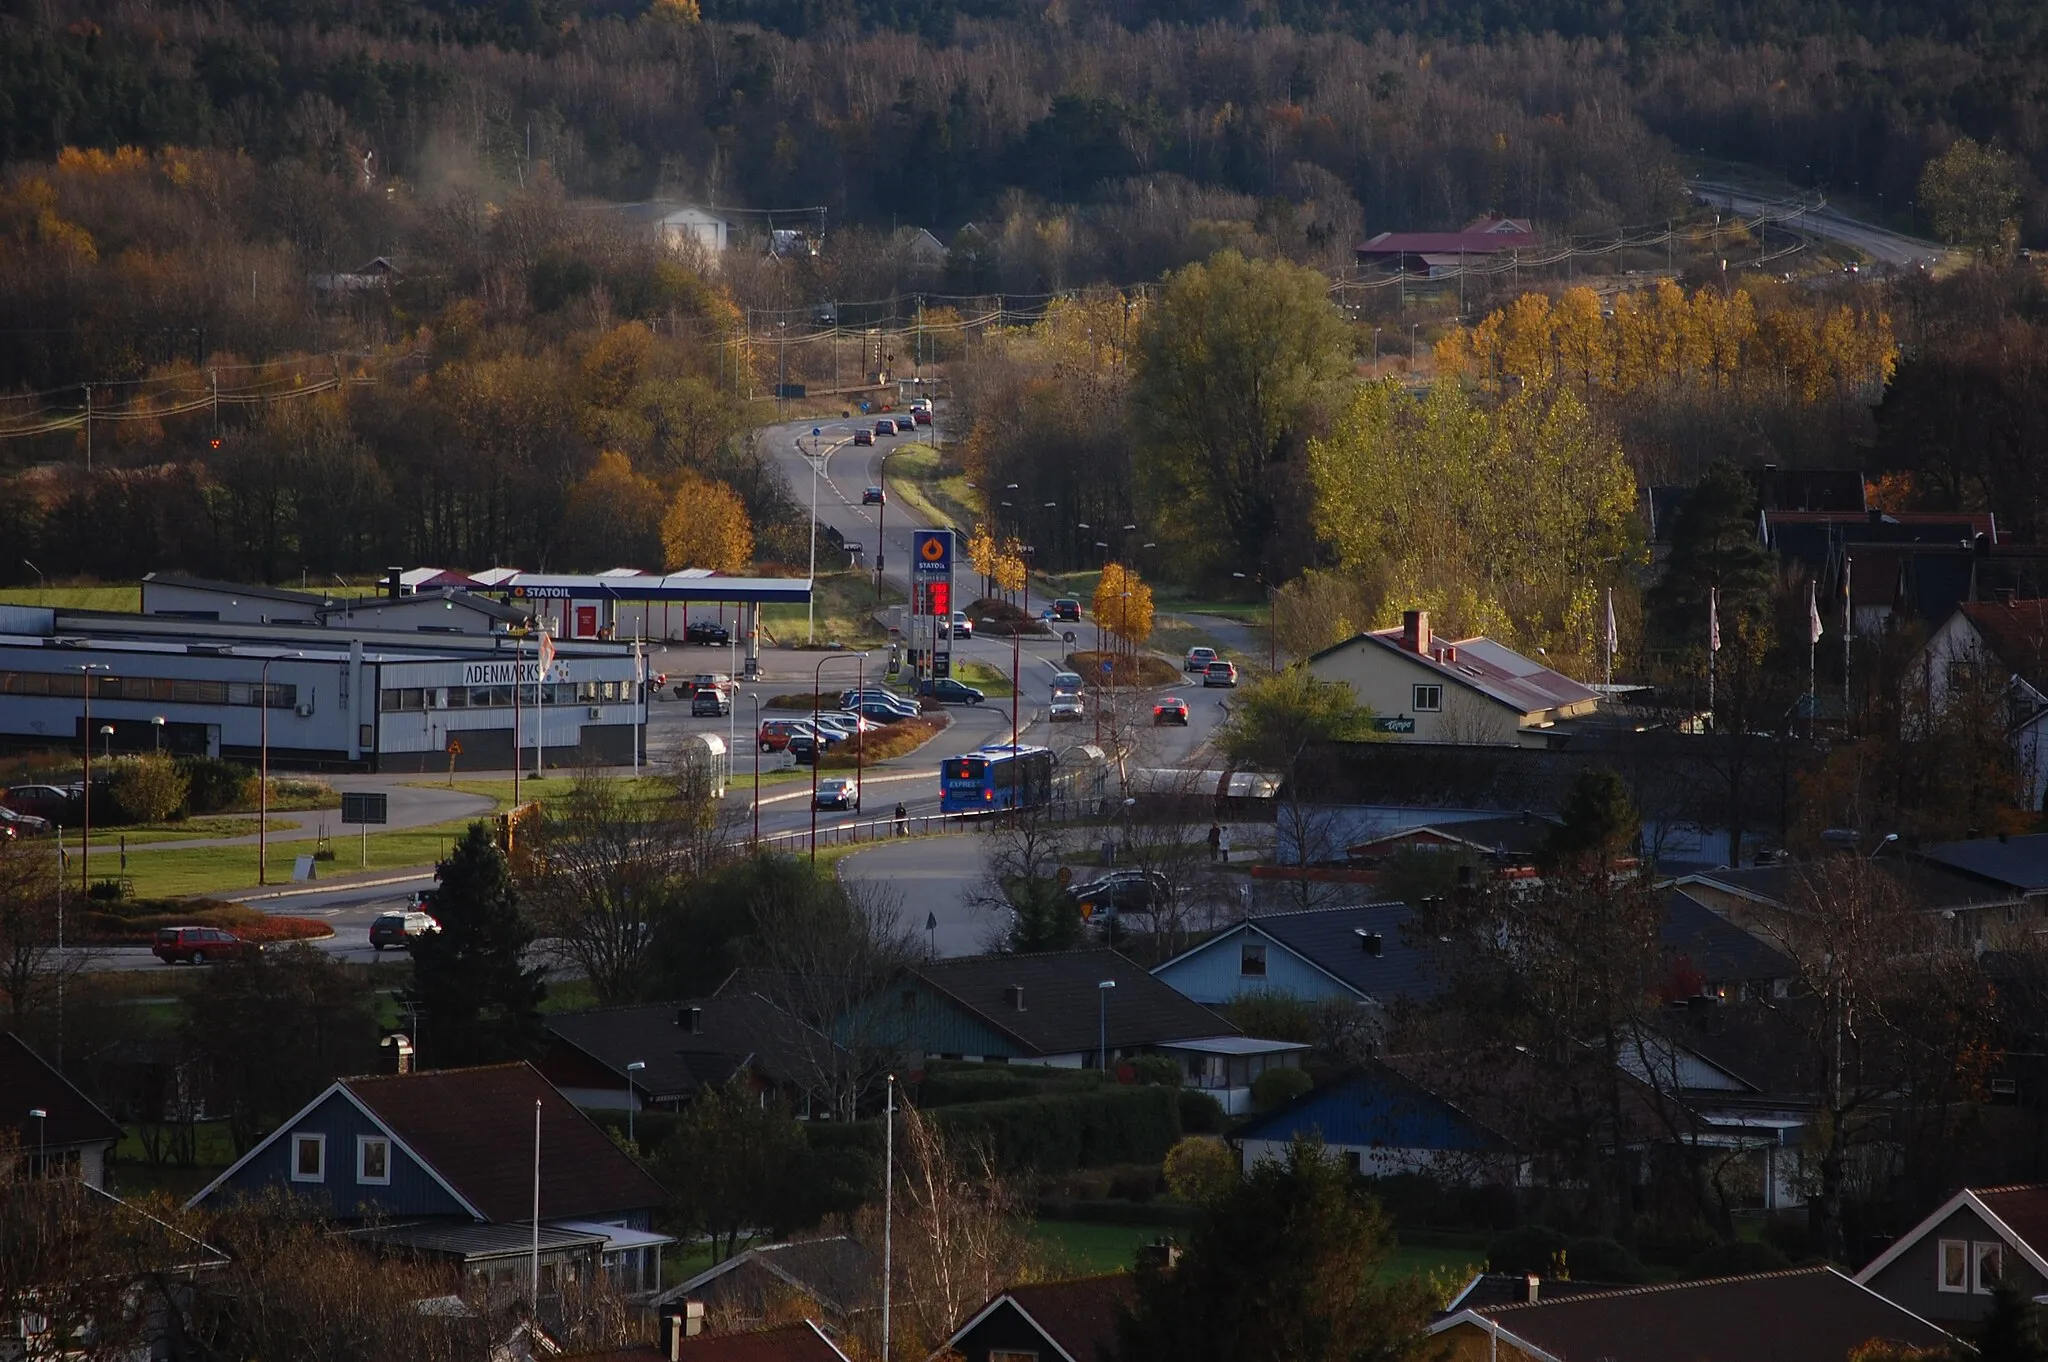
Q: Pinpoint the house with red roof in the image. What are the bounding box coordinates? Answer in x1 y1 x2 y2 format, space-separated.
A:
1920 596 2048 807
1355 216 1536 275
1856 1183 2048 1327
1306 611 1600 747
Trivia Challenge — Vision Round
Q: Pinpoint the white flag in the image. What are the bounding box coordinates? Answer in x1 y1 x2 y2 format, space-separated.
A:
1709 588 1721 653
1604 588 1618 657
537 628 556 680
1807 582 1823 646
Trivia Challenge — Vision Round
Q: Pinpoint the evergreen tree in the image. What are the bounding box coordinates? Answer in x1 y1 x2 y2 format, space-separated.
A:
1119 1135 1433 1362
1540 766 1640 873
1980 1283 2047 1362
405 822 547 1068
1646 458 1775 647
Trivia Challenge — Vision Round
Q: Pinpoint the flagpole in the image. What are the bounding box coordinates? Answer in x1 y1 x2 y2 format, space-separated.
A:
1808 582 1817 739
535 635 545 781
1707 587 1717 729
1603 587 1614 690
1842 556 1853 712
513 633 523 809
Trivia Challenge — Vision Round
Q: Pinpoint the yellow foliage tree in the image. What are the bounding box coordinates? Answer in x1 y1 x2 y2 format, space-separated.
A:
1093 561 1155 650
994 536 1028 595
561 451 664 568
649 0 700 22
660 474 753 572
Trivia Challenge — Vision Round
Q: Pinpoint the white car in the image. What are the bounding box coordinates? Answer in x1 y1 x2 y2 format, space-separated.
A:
1049 695 1085 723
813 777 861 811
952 612 974 639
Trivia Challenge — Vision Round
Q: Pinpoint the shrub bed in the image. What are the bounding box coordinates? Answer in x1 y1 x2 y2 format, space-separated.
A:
817 714 948 769
82 898 335 945
764 692 844 710
930 1084 1182 1173
1065 650 1180 688
971 598 1052 636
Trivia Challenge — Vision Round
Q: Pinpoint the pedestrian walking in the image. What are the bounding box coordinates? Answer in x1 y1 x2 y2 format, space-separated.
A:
894 801 908 836
1218 825 1232 863
1207 822 1222 862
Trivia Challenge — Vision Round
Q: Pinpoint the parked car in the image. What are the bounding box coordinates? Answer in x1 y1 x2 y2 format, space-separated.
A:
1184 646 1218 672
951 612 974 639
758 719 810 752
1065 870 1172 917
0 806 51 839
875 418 899 437
920 677 985 704
1050 695 1086 722
369 910 441 951
814 776 861 811
851 699 914 724
841 689 919 717
692 690 731 717
684 621 730 646
3 784 78 823
862 485 886 504
406 890 437 911
1153 696 1190 725
691 673 732 698
152 926 260 965
853 429 875 447
1052 598 1082 622
1202 660 1239 688
786 734 819 765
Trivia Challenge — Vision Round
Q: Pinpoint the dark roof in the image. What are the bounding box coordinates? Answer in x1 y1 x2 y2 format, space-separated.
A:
568 1323 848 1362
3 1032 123 1149
1356 218 1535 257
544 995 838 1102
1233 1062 1508 1153
1443 1266 1953 1362
1160 903 1441 1005
343 1063 665 1222
1313 629 1597 717
1745 467 1866 514
1974 1184 2048 1254
141 572 333 607
915 950 1236 1055
1920 834 2048 894
657 1236 879 1317
1349 813 1560 861
1956 599 2048 689
1684 859 2021 911
973 1276 1135 1362
1660 890 1795 985
1644 486 1692 544
319 588 529 624
1440 1273 1617 1315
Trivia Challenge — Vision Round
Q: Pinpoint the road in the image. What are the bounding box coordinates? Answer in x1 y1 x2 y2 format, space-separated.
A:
1691 180 1944 269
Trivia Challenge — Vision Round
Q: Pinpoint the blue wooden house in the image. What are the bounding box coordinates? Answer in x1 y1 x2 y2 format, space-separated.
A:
1232 1062 1520 1185
187 1062 671 1296
1150 903 1439 1017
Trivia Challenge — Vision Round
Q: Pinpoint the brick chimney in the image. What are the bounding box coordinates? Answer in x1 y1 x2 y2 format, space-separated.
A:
1401 610 1430 655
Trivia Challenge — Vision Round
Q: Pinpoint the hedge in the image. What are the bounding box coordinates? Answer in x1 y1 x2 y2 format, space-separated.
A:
929 1084 1182 1173
82 898 334 945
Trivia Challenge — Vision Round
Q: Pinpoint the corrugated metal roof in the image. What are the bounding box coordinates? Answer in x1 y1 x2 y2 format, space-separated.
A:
1333 628 1599 718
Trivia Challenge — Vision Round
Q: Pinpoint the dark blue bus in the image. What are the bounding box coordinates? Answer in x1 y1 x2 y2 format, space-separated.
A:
938 744 1055 813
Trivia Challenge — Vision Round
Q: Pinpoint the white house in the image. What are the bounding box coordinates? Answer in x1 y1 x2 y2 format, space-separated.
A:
1305 610 1599 746
659 207 733 257
1919 598 2048 809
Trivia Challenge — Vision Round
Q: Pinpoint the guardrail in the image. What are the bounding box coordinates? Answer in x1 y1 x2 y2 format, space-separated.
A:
744 798 1106 855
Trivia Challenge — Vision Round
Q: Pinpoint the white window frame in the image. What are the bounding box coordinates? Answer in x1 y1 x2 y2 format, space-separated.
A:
1975 1240 2005 1294
1938 1238 1968 1293
357 1135 391 1186
1413 684 1443 712
290 1133 326 1183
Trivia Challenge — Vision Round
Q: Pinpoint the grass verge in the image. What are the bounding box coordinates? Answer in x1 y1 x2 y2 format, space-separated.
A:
953 661 1016 697
98 818 488 899
885 444 980 530
0 583 143 611
759 570 898 647
57 816 304 849
1065 650 1182 689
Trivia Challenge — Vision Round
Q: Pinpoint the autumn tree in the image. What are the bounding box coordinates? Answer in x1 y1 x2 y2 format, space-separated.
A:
1920 137 2025 256
1133 251 1350 579
1092 560 1155 652
559 451 664 570
661 473 754 572
1120 1135 1434 1362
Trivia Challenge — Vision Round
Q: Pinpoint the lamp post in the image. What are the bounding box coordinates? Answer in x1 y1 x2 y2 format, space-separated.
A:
77 662 109 897
625 1061 645 1146
28 1107 46 1178
1097 980 1116 1073
98 725 114 761
748 694 763 848
811 653 867 862
150 715 166 752
255 656 293 886
874 443 903 609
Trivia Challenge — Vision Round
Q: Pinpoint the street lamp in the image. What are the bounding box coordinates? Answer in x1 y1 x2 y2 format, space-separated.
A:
256 654 302 886
28 1108 46 1177
150 716 166 752
77 662 109 897
748 694 764 848
1097 980 1117 1073
98 725 114 761
811 653 868 862
1869 832 1899 861
625 1061 646 1146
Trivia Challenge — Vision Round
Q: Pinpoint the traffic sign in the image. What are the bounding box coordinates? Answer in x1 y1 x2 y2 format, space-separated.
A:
340 792 389 826
1100 660 1113 674
934 651 951 677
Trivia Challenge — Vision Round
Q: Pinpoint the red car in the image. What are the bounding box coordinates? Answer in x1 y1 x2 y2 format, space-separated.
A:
1153 697 1190 725
153 926 261 965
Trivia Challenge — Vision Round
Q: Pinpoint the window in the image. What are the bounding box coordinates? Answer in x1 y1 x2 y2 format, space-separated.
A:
1939 1239 1968 1293
1343 1150 1362 1174
357 1135 391 1185
1412 684 1443 712
900 990 917 1012
1240 942 1267 977
1976 1241 2004 1294
291 1133 326 1183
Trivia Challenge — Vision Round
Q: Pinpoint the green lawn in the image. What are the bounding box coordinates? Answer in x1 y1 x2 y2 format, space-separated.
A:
1030 1219 1482 1284
0 584 143 611
953 661 1016 697
885 445 980 531
104 817 486 898
59 816 303 849
759 570 899 647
